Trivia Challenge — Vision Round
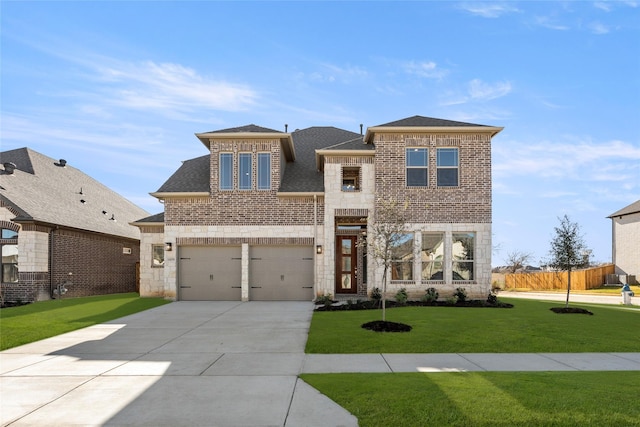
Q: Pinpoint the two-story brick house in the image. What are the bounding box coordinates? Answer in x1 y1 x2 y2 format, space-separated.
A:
133 116 502 301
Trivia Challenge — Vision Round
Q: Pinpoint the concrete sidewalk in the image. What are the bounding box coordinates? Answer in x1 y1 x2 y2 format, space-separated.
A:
2 299 639 427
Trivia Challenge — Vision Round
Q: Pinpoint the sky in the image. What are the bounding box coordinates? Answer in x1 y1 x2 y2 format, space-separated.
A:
1 1 639 267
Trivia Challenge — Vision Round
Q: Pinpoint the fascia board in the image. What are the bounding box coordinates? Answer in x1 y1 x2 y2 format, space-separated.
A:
150 192 210 199
364 126 504 143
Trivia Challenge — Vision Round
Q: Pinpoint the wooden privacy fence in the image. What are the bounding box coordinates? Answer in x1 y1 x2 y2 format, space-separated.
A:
505 264 615 291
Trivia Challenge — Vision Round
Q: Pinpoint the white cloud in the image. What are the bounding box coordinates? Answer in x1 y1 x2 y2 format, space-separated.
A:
589 22 611 34
534 15 570 31
95 61 258 113
493 138 640 184
468 79 512 100
593 2 613 12
457 2 520 18
403 61 449 79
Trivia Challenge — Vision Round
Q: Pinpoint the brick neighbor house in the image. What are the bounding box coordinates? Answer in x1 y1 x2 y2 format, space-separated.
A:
0 148 150 303
607 199 640 284
133 116 503 301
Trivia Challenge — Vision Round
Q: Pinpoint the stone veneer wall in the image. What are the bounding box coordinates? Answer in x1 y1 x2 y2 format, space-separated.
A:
137 225 165 297
612 211 639 278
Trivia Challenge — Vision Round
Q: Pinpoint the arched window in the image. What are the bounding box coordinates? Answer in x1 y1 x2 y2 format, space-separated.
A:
1 227 19 283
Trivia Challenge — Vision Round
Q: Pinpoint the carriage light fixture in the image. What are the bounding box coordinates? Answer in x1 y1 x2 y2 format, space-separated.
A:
165 242 172 252
316 245 323 254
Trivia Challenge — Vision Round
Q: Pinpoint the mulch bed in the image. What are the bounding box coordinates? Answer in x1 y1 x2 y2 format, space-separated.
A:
362 320 412 332
550 307 594 315
315 299 513 311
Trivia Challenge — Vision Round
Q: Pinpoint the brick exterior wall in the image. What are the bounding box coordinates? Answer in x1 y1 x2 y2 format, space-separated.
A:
50 229 140 299
373 133 492 223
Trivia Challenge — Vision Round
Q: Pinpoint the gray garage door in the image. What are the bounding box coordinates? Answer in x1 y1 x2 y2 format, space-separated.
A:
249 246 314 301
178 246 242 301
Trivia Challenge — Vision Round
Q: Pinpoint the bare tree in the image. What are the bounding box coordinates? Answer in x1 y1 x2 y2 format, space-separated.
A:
546 215 590 308
365 198 409 321
505 250 533 274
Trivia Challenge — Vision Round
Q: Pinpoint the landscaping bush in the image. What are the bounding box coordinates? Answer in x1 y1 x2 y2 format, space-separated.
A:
395 288 408 305
453 287 468 303
422 287 439 303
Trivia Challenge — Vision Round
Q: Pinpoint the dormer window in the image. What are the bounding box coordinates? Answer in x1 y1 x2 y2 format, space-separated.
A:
342 167 360 192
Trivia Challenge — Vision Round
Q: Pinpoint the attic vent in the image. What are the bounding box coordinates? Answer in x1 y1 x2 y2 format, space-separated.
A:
59 159 67 167
360 124 363 135
3 162 16 174
285 124 288 132
109 214 116 221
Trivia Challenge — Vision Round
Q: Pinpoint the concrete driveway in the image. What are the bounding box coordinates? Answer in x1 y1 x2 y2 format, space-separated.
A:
0 301 357 427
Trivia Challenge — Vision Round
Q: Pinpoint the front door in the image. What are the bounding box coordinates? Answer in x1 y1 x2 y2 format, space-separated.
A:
336 236 357 294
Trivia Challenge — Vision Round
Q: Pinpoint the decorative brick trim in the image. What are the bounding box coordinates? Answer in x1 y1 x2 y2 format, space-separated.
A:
335 208 368 217
138 225 164 233
0 220 20 232
177 237 314 246
325 156 374 165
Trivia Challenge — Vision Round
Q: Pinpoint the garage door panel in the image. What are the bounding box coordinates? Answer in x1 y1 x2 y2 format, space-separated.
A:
179 246 241 301
250 246 313 301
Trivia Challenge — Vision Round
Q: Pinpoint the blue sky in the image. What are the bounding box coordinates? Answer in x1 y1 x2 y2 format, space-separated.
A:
2 1 639 267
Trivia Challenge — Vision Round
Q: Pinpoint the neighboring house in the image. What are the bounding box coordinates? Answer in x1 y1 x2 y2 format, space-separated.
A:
0 148 150 303
607 199 640 283
133 116 502 301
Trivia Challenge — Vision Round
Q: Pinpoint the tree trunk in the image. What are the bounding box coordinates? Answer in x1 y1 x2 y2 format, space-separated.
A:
565 268 572 308
382 265 388 322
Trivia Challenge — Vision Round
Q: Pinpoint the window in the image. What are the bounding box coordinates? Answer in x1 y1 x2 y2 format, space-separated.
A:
406 148 428 187
391 233 414 280
452 233 475 280
342 167 360 191
152 245 165 267
238 153 252 190
219 153 233 190
1 228 18 283
421 233 444 280
257 153 271 190
437 148 459 187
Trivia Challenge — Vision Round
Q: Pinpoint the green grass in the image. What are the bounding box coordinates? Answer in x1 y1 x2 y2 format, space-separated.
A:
301 371 640 427
0 293 170 350
305 297 640 353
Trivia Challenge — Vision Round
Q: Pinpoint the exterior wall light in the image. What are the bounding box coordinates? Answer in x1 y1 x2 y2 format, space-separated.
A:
165 242 172 252
316 245 323 254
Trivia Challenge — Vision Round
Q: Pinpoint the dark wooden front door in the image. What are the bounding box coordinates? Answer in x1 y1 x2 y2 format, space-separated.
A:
336 236 357 294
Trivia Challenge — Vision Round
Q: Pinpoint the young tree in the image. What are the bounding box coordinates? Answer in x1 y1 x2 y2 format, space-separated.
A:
366 198 410 321
505 250 533 273
546 215 590 308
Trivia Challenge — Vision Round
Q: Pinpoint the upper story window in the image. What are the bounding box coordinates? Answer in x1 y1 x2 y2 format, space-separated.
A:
219 153 233 190
406 148 428 187
437 148 459 187
238 153 252 190
342 167 360 191
257 153 271 190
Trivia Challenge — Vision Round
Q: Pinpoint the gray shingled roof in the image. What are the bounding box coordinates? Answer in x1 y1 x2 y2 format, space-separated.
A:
377 115 490 128
608 199 640 218
206 124 285 134
0 148 149 240
155 155 210 193
135 212 165 223
279 127 364 192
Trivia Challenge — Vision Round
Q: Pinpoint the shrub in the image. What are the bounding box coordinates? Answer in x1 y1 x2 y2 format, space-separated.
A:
395 288 408 305
453 287 467 303
486 292 498 306
446 296 458 306
370 287 382 302
422 287 439 303
316 293 334 307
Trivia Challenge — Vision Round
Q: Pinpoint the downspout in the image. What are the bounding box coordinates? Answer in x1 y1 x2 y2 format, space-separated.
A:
314 194 318 300
49 227 55 298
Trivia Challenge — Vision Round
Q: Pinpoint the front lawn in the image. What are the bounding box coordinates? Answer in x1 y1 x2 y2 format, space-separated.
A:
301 371 640 427
305 297 640 353
0 293 170 350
